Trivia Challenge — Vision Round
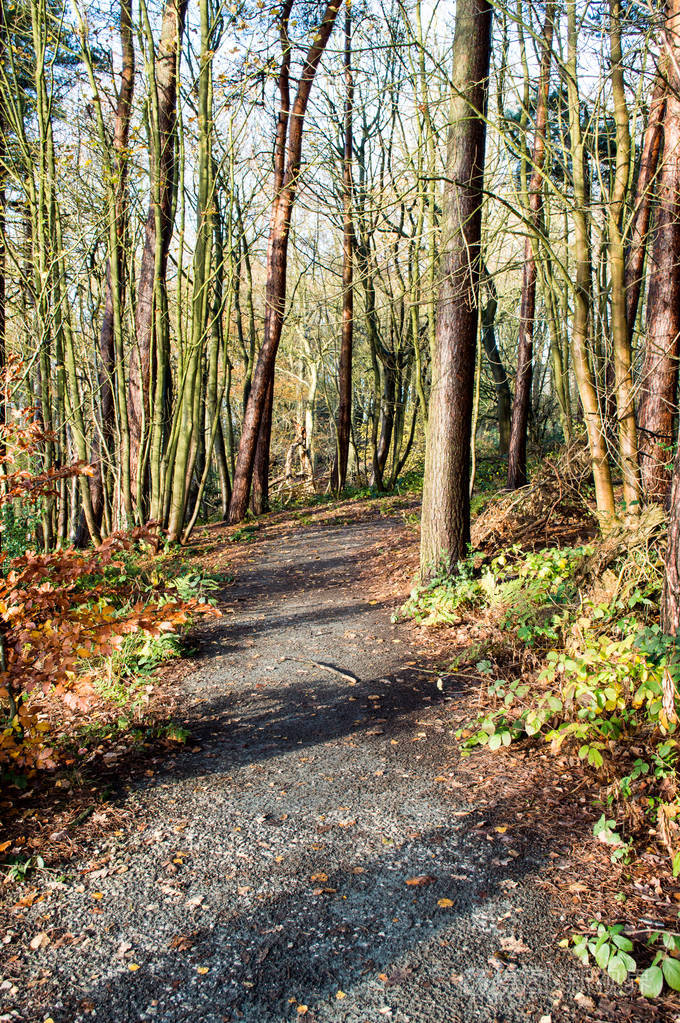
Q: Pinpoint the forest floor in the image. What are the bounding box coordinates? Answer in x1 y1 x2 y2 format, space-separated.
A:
0 497 671 1022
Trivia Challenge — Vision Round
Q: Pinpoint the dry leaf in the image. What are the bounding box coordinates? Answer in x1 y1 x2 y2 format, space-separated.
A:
437 898 455 908
29 932 50 950
500 935 532 955
405 875 436 887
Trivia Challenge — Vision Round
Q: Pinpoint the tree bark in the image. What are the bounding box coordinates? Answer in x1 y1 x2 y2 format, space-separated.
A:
331 2 354 495
625 74 666 337
564 0 615 517
480 273 511 454
507 0 554 489
639 3 680 502
129 0 188 511
608 0 640 512
228 0 341 524
419 0 492 577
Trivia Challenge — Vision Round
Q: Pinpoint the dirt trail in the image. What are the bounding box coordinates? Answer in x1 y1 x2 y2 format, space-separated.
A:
2 514 633 1023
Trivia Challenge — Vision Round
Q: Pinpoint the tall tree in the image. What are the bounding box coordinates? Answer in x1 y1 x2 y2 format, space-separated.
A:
638 3 680 502
331 0 354 494
506 0 555 490
419 0 492 577
228 0 341 524
128 0 189 515
607 0 640 512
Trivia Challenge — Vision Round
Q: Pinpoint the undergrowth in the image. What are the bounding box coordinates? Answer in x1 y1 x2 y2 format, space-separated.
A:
401 504 680 997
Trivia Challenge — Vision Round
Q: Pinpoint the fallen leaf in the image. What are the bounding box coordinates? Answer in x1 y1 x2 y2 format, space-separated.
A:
405 875 436 887
495 826 508 834
297 1006 309 1016
437 898 455 908
197 966 209 975
500 935 531 955
128 963 140 972
310 873 328 883
29 932 50 951
336 990 347 999
169 934 194 951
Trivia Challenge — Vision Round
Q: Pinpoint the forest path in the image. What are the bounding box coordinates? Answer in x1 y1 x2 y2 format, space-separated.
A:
10 511 621 1023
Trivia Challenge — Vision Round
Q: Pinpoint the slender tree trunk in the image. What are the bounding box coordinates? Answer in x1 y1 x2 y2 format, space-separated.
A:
608 0 641 512
76 0 135 538
480 273 511 454
564 0 615 517
331 2 354 495
167 0 214 540
228 0 341 524
0 0 5 506
507 0 554 489
420 0 492 577
129 0 188 512
625 74 666 337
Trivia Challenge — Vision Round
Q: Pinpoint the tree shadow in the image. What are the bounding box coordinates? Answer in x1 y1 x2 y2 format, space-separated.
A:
52 788 594 1023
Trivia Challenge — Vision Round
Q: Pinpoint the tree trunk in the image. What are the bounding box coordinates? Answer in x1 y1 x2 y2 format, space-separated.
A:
507 0 554 489
480 274 511 454
331 2 354 495
129 0 188 512
251 373 274 515
228 0 341 524
419 0 492 577
639 6 680 502
564 0 615 517
625 74 666 337
608 0 640 512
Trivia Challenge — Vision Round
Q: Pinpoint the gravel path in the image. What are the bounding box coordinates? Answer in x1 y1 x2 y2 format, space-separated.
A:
3 516 624 1023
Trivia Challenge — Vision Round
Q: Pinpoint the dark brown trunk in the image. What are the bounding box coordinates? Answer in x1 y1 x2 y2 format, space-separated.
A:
83 0 135 540
639 28 680 502
507 0 554 489
331 3 354 494
251 373 274 515
0 0 5 509
625 75 666 337
228 0 341 524
419 0 492 576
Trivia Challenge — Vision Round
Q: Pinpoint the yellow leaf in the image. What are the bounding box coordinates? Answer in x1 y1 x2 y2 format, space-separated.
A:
336 990 347 999
197 966 209 975
437 898 455 908
128 963 140 971
92 892 103 900
495 826 508 833
297 1006 309 1016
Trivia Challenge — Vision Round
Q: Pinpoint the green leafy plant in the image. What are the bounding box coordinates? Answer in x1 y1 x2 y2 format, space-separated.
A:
571 922 636 983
